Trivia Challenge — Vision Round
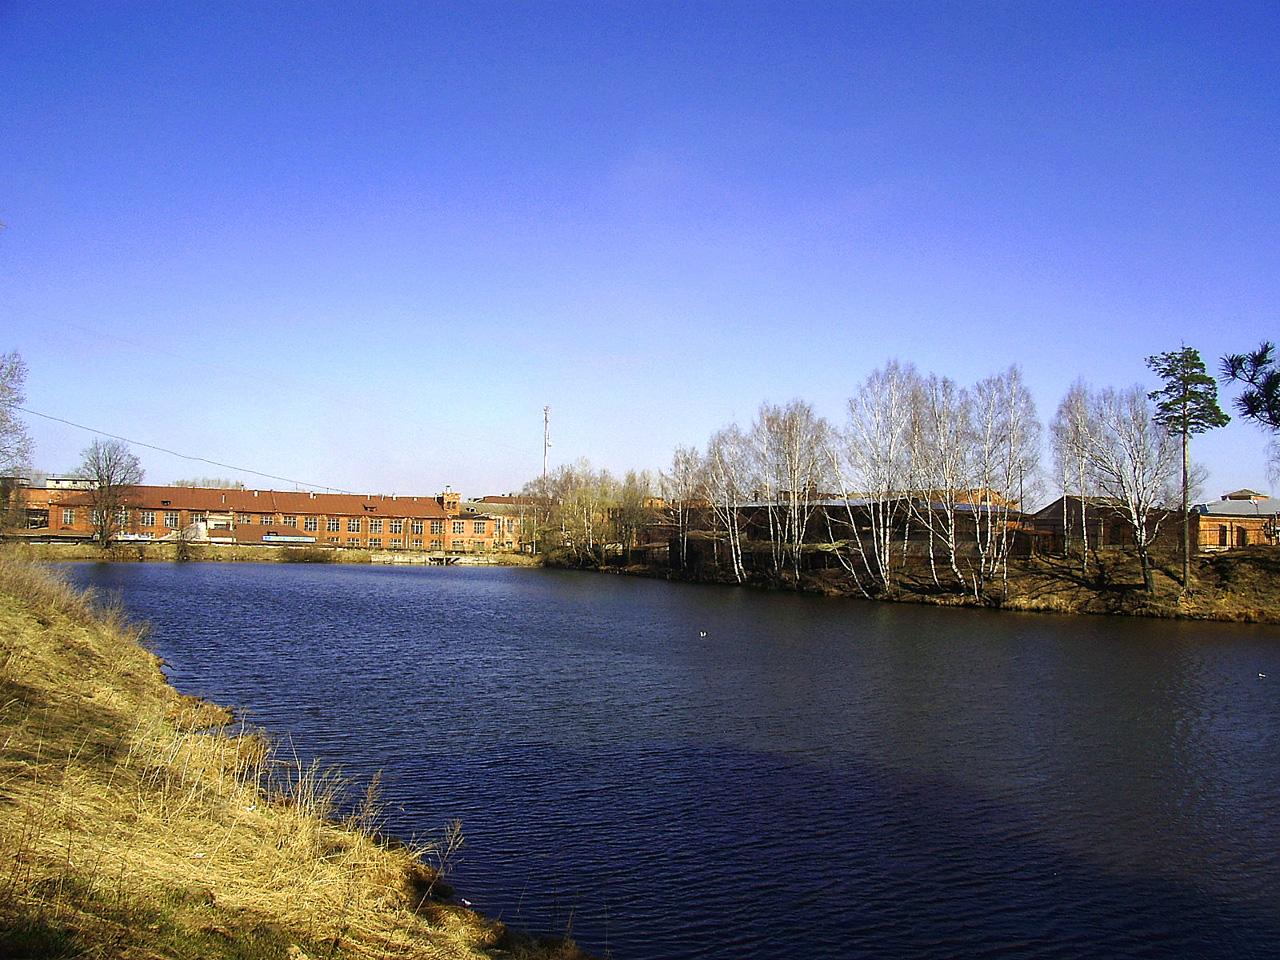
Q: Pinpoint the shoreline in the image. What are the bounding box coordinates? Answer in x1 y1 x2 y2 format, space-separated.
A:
14 538 1278 624
7 540 539 568
554 549 1280 625
0 550 590 959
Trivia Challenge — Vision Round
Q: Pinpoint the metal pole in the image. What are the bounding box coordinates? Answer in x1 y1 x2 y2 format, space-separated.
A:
543 405 550 485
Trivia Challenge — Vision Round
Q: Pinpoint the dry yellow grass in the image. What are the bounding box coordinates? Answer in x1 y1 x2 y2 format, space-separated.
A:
0 551 589 959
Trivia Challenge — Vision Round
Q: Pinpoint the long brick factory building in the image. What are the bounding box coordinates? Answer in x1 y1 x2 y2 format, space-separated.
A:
11 481 523 553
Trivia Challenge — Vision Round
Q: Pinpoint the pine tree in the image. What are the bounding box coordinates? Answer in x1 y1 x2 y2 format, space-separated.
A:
1146 346 1229 588
1221 341 1280 431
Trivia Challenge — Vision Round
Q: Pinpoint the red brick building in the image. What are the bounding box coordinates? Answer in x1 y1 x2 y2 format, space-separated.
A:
12 483 521 553
1192 489 1280 552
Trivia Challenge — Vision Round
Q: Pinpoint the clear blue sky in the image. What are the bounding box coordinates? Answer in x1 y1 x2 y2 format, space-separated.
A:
3 1 1277 503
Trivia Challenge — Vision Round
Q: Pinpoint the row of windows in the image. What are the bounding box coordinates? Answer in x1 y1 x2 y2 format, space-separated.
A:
252 515 482 534
321 538 494 551
59 508 517 537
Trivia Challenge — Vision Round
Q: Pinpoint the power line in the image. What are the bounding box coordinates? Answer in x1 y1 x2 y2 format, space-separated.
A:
14 405 357 493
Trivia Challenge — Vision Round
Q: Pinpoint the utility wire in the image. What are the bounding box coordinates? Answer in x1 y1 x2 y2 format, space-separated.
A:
13 405 357 494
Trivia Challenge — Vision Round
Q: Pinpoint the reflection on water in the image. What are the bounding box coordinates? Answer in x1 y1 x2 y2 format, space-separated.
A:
67 562 1280 960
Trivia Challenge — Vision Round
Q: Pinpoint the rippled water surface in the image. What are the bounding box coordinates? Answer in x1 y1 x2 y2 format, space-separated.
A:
66 562 1280 959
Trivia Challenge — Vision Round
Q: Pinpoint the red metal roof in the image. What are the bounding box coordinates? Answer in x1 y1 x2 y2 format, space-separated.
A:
46 485 452 519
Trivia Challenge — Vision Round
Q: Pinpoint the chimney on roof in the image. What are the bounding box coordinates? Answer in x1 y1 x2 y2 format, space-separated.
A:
309 491 315 499
253 490 259 497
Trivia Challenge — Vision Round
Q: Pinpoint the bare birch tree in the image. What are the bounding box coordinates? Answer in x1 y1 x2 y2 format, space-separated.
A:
1 352 33 477
830 360 919 595
702 426 749 582
966 366 1041 597
1050 380 1093 573
661 445 701 571
908 374 972 588
1078 385 1179 592
1 352 35 528
78 438 144 547
748 401 831 584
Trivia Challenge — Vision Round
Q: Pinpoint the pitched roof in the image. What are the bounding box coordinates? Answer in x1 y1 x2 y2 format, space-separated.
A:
1194 497 1280 517
48 485 451 519
1028 495 1126 519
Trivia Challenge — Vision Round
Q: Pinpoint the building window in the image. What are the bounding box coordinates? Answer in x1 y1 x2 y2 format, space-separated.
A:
411 519 424 535
62 508 75 526
452 521 465 534
411 538 423 549
473 520 486 534
140 511 156 527
430 520 443 535
390 537 402 548
304 517 319 532
1219 525 1229 547
261 514 275 525
237 513 252 524
1237 527 1249 547
328 536 339 544
390 519 403 534
327 518 341 532
369 537 382 548
430 539 442 551
369 518 383 534
347 537 361 546
283 515 297 528
348 518 361 533
164 511 179 529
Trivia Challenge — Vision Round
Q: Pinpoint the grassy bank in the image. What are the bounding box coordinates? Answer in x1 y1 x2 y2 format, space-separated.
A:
0 551 588 959
579 547 1280 624
10 541 375 564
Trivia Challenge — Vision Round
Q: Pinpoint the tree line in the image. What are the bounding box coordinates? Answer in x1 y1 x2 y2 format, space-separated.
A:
522 342 1278 598
2 343 1278 570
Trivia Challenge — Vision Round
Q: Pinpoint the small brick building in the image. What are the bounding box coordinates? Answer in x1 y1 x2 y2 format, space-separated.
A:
1192 489 1280 552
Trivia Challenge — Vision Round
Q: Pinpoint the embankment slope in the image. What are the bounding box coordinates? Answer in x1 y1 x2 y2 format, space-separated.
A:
0 552 585 959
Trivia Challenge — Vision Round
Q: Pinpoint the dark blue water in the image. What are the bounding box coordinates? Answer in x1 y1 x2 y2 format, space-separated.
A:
66 562 1280 959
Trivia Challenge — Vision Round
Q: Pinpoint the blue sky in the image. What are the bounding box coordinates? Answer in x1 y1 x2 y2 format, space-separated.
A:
3 1 1277 502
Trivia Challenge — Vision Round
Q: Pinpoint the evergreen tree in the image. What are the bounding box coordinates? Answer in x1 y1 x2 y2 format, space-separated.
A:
1221 341 1280 431
1146 346 1229 587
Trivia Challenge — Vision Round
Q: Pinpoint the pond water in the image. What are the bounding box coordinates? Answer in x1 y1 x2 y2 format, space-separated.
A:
65 562 1280 959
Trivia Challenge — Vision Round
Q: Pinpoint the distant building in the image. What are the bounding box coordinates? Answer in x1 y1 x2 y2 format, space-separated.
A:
8 483 522 552
1027 491 1279 555
470 495 545 553
44 476 97 490
1023 496 1174 554
1192 490 1280 551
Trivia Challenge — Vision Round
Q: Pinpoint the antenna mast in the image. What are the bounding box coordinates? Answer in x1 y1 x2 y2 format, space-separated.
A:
542 405 551 485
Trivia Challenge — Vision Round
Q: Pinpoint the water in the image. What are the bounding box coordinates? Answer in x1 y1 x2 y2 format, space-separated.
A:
65 562 1280 959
